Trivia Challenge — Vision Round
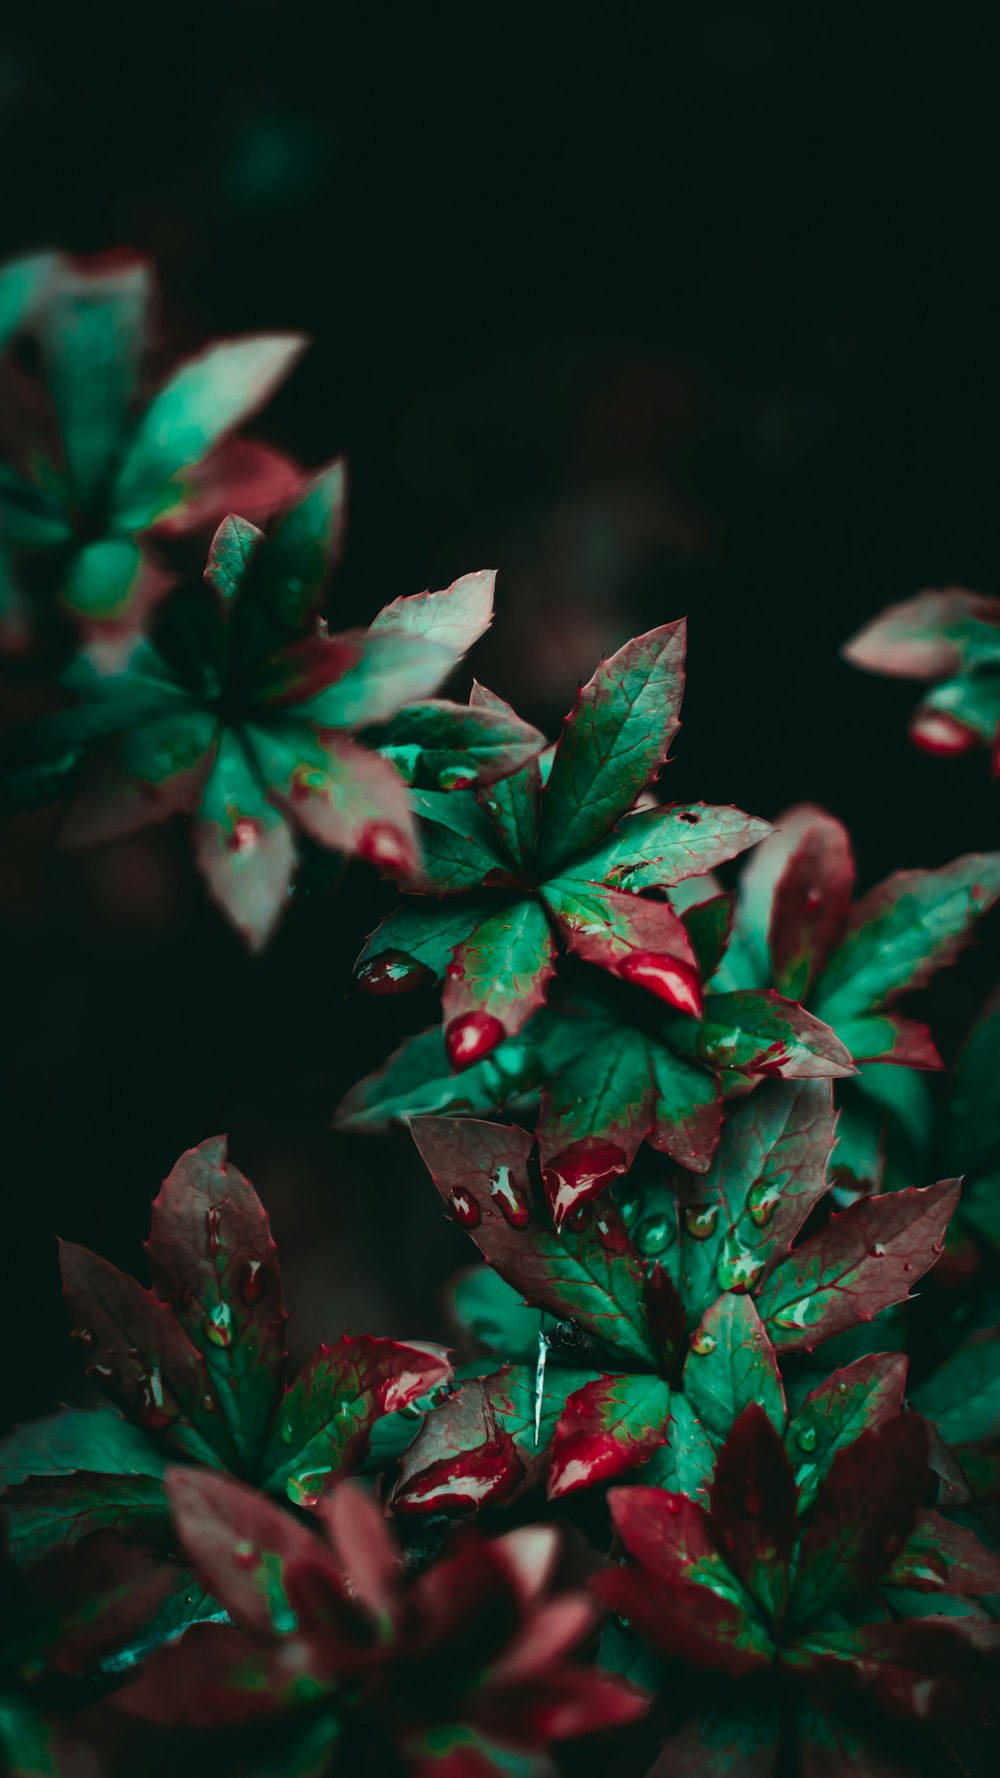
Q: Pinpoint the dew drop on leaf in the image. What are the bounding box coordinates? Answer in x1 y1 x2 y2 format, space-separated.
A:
909 708 979 756
796 1424 818 1453
228 818 260 853
635 1213 672 1255
357 950 434 995
617 951 704 1017
870 1243 886 1258
204 1301 233 1348
690 1333 716 1356
489 1165 532 1228
595 1212 630 1254
746 1179 780 1228
358 821 411 876
78 1329 96 1349
233 1541 256 1570
286 1467 331 1507
445 1011 506 1070
447 1188 481 1229
239 1259 268 1304
684 1204 718 1241
206 1206 222 1257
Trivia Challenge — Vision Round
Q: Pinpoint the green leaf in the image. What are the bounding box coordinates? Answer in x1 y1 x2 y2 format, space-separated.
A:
262 1334 449 1504
756 1179 961 1352
812 854 1000 1024
370 568 495 654
2 1472 169 1566
680 1080 837 1321
947 989 1000 1177
542 877 700 1005
843 588 1000 679
681 893 735 981
919 668 1000 741
912 1328 1000 1447
0 1405 165 1489
377 698 544 790
536 1029 655 1223
113 332 307 529
683 1296 785 1443
449 1267 543 1360
0 249 56 345
548 1372 673 1496
411 1117 658 1365
333 1025 542 1132
647 1041 722 1173
39 254 151 508
574 803 772 892
472 684 542 866
144 1135 287 1472
784 1353 909 1511
249 458 347 636
250 723 418 872
296 628 457 729
62 535 161 626
356 898 494 990
204 514 264 606
443 898 557 1048
59 708 219 848
640 1391 716 1502
698 991 856 1079
726 804 830 989
883 1508 1000 1594
192 728 296 951
405 786 514 893
653 1701 780 1778
536 620 686 875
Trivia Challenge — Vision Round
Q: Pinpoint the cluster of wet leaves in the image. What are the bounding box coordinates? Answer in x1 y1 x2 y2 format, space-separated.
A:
5 245 1000 1778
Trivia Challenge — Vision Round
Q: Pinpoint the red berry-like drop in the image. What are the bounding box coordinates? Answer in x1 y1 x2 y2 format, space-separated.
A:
617 951 703 1017
359 821 413 876
357 950 435 995
445 1011 506 1071
542 1137 629 1226
909 708 979 756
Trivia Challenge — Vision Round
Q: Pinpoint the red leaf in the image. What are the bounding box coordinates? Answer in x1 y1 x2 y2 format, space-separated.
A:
58 1240 228 1467
791 1416 930 1621
116 1619 329 1728
547 1373 673 1498
391 1379 527 1515
708 1404 798 1615
769 811 855 998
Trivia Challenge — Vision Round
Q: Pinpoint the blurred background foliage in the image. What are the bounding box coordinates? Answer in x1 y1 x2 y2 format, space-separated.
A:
2 2 998 1425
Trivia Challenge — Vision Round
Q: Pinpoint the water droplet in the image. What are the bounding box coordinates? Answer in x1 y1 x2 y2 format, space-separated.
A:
286 1468 331 1508
684 1204 718 1241
804 887 822 911
542 1138 628 1226
690 1333 716 1356
489 1164 532 1228
869 1243 885 1258
796 1423 819 1453
747 1179 780 1228
239 1259 268 1305
447 1188 481 1228
754 1042 794 1078
206 1206 222 1256
635 1212 672 1255
566 1202 593 1231
228 817 260 852
137 1367 173 1430
445 1011 506 1071
773 1298 815 1330
358 821 411 876
837 1382 847 1395
204 1302 233 1348
233 1541 256 1570
595 1211 630 1254
716 1247 766 1293
280 1417 296 1444
617 951 703 1017
357 950 434 995
909 708 979 757
437 768 474 791
201 1394 216 1413
78 1328 96 1349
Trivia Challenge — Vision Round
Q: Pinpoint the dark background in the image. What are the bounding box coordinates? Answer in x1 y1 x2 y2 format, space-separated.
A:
2 3 999 1427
